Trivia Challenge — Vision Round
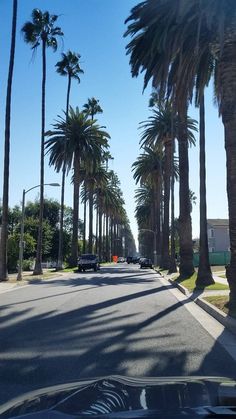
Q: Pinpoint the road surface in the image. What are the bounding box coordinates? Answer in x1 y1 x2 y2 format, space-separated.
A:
0 264 235 404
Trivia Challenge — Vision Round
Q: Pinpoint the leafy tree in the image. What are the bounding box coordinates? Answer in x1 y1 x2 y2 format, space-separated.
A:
8 232 35 272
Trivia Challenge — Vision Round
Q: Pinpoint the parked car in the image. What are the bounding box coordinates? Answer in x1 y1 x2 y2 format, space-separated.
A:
78 254 100 272
126 256 133 264
117 257 125 263
140 258 153 268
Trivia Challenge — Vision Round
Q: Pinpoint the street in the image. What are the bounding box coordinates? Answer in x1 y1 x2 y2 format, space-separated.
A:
0 264 235 404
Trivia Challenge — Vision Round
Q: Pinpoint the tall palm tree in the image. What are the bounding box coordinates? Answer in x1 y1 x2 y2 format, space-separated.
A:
55 51 83 270
93 164 109 259
149 92 178 272
135 184 154 257
125 1 199 278
195 94 214 286
85 158 101 253
45 107 110 266
132 145 163 260
83 97 103 251
0 0 18 281
139 104 196 269
83 97 103 120
22 9 63 275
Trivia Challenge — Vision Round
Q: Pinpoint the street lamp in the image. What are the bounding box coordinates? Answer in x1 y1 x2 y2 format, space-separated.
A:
139 228 158 266
17 183 60 281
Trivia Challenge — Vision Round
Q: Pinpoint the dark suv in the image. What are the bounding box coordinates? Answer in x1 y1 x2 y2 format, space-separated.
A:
140 258 153 268
78 254 100 272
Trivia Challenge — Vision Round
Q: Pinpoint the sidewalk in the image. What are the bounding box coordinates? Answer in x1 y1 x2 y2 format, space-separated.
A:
0 269 68 294
158 269 236 336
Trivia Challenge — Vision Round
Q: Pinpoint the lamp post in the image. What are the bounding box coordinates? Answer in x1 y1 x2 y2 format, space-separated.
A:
17 183 60 281
139 228 158 266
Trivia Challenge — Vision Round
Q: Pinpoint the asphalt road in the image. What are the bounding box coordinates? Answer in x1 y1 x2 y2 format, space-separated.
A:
0 264 235 404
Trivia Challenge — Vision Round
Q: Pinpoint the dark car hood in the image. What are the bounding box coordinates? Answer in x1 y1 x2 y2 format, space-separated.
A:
1 375 236 418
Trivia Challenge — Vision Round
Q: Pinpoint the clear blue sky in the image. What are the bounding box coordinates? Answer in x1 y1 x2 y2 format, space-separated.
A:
0 0 228 245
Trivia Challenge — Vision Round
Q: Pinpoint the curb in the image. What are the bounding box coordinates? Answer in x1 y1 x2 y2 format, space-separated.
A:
0 271 70 295
0 280 29 294
156 270 236 336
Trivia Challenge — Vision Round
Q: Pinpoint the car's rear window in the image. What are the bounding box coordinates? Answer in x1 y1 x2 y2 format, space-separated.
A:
80 254 96 260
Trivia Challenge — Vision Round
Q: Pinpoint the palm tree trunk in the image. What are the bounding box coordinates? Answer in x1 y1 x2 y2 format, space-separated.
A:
102 213 106 259
83 186 87 253
110 218 113 259
57 75 71 270
98 206 102 261
105 212 109 261
196 94 214 286
155 178 161 258
0 0 17 281
95 207 98 253
221 40 236 309
178 104 194 278
33 39 46 275
169 139 177 274
88 186 93 253
160 139 172 269
70 154 80 266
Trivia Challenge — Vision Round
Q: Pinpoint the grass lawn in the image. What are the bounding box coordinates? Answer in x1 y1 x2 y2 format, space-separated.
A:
62 267 77 272
203 295 236 319
174 272 229 292
6 270 63 284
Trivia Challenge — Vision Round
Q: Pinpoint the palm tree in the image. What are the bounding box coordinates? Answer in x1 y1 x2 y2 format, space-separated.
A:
135 184 154 257
83 97 103 251
195 95 214 286
55 51 83 270
22 9 63 275
132 145 163 261
93 164 110 259
139 104 196 269
83 97 103 120
85 158 101 253
45 107 110 266
0 0 17 281
149 92 178 272
125 0 216 282
125 1 198 278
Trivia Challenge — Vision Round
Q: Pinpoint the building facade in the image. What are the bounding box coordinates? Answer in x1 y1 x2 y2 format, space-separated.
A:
207 219 230 252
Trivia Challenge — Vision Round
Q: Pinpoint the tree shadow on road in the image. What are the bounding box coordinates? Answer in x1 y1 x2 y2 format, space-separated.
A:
0 268 235 405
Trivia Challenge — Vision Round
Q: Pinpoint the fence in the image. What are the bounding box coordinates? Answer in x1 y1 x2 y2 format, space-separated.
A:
193 251 230 267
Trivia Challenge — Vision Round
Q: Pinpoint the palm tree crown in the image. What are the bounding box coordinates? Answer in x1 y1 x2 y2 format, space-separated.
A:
83 97 103 120
55 51 83 82
21 9 63 50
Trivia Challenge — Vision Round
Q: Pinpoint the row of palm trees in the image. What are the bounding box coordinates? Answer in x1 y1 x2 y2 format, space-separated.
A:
125 0 236 309
0 4 134 281
45 105 135 265
132 99 198 273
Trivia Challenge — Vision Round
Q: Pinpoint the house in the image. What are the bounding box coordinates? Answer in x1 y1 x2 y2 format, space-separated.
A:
207 219 230 252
